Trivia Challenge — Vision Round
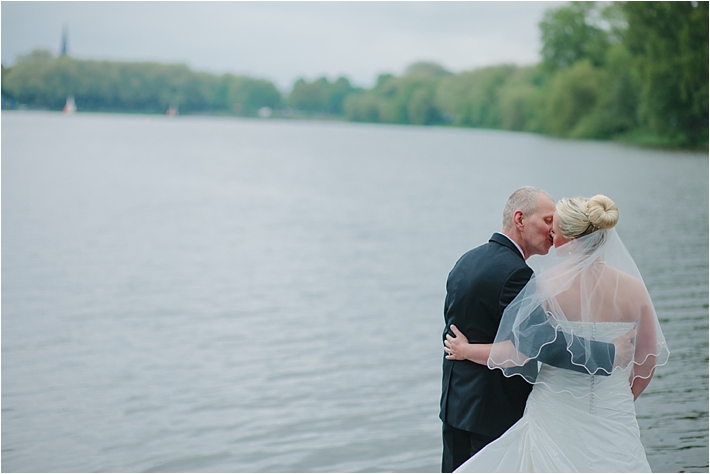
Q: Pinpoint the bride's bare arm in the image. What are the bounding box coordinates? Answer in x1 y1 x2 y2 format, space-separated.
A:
444 325 492 365
630 295 658 400
445 325 531 367
631 365 655 400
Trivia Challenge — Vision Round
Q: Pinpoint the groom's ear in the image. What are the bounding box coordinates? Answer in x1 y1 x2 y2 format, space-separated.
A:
513 210 525 229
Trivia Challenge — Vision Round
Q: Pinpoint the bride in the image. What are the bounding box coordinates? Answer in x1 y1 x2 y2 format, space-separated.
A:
445 195 669 472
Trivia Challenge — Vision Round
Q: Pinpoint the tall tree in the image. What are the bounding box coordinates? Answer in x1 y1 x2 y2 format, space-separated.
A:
539 2 611 70
288 76 355 115
544 59 608 137
623 1 708 146
435 65 517 128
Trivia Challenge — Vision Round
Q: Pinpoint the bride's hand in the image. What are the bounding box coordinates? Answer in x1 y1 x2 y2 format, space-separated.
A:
612 328 636 369
446 326 495 365
445 325 470 361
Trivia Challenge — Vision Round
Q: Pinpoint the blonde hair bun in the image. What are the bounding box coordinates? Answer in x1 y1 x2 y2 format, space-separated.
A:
586 195 619 230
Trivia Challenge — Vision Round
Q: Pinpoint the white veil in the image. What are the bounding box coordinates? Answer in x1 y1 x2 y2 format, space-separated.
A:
488 228 669 387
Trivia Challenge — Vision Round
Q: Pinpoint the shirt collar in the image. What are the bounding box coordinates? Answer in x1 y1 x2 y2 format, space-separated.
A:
496 232 525 260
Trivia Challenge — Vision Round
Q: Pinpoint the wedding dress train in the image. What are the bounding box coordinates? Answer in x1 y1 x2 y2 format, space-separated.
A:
455 321 651 473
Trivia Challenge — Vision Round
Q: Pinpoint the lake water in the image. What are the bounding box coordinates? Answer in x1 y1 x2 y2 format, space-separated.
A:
2 111 707 473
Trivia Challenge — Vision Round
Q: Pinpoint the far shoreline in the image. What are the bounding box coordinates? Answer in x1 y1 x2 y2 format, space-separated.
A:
3 107 708 153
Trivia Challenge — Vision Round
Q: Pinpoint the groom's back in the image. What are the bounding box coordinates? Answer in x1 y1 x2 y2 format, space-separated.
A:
444 240 529 342
440 234 534 438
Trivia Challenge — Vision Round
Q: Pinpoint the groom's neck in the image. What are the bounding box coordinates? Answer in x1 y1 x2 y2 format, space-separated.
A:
499 230 527 260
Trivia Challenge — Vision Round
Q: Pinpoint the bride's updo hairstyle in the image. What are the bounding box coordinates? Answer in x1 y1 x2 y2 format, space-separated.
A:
556 194 619 239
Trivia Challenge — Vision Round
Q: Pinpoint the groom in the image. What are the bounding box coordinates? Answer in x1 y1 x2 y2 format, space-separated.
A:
439 186 632 472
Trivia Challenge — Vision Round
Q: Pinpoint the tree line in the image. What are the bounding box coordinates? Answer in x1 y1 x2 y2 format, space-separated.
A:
2 1 707 148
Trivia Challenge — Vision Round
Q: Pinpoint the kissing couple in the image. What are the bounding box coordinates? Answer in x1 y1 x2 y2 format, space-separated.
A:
440 186 669 472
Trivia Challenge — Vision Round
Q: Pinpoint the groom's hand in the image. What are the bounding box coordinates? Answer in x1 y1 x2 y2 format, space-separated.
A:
612 328 636 369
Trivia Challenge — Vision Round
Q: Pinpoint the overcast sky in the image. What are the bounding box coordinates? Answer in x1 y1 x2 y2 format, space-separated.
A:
2 1 560 90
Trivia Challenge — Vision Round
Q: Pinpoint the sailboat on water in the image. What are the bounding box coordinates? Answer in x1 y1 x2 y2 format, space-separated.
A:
63 96 76 115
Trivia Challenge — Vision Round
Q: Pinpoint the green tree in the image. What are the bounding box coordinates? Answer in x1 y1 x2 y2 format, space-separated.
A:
344 64 446 125
288 76 355 115
343 91 381 122
288 77 328 112
544 59 608 138
326 77 356 115
622 1 708 146
539 2 611 70
373 75 408 123
223 75 282 115
498 65 547 132
15 49 55 64
407 87 439 125
2 53 282 115
403 61 452 79
435 65 517 128
3 50 60 107
595 44 639 135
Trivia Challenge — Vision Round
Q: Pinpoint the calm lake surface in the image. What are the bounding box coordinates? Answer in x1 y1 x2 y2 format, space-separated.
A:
2 111 708 473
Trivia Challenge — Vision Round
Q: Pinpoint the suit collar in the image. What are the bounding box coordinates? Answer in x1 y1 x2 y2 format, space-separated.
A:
490 232 525 260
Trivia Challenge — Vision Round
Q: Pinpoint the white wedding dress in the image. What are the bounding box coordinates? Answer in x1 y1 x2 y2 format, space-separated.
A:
456 321 651 473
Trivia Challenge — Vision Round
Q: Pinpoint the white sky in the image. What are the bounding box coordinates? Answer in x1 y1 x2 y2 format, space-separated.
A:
1 1 561 91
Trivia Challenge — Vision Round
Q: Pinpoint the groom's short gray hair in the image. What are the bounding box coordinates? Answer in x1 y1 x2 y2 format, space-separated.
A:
502 186 552 227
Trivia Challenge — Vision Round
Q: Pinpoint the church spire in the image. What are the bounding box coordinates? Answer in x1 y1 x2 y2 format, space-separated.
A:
60 25 69 56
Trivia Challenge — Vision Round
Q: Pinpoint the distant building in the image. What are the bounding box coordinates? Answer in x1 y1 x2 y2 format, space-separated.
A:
60 26 69 56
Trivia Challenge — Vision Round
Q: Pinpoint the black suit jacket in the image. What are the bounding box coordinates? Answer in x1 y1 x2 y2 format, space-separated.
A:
439 233 615 438
439 233 533 438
